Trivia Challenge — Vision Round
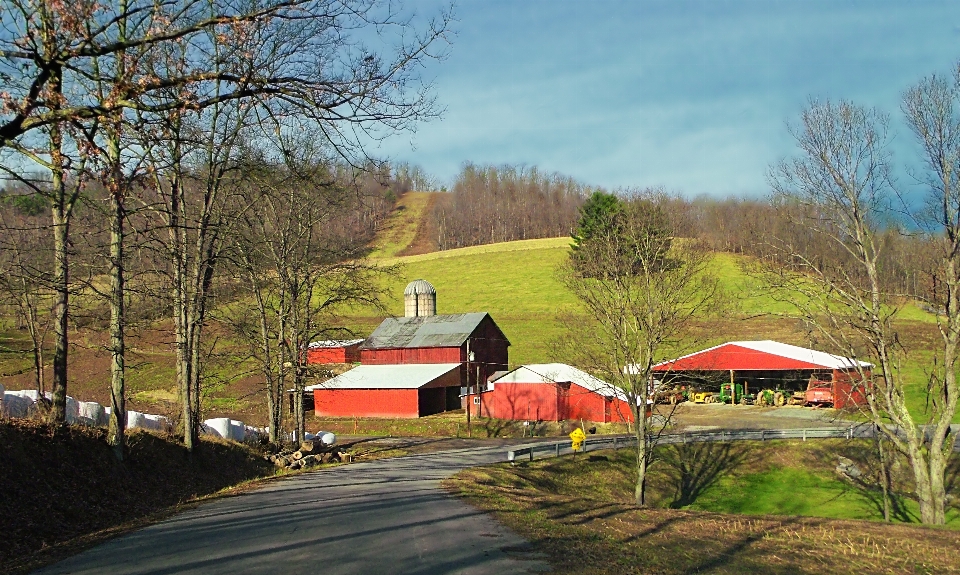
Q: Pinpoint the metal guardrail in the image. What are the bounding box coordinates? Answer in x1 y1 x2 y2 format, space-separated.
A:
506 425 882 463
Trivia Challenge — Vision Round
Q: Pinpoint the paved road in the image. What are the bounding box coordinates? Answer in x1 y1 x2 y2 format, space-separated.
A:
36 443 550 575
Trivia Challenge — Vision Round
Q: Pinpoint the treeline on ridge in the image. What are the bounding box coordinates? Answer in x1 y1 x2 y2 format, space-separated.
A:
425 163 930 301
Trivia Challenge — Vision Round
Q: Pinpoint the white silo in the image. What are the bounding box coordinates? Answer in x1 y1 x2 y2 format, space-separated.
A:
404 279 437 317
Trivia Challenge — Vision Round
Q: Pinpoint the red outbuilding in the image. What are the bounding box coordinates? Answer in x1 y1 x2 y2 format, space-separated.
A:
306 339 363 365
479 363 635 423
652 340 872 409
307 363 462 418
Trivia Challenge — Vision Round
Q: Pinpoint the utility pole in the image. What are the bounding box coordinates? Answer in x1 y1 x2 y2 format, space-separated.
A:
466 340 472 438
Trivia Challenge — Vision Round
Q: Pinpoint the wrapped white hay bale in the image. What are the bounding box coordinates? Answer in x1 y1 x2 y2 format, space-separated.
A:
244 425 265 441
229 420 246 442
4 390 40 417
144 414 172 433
77 401 106 426
303 432 315 441
125 410 146 430
317 431 336 446
141 414 161 431
157 415 173 432
2 392 35 418
64 396 79 424
203 417 231 439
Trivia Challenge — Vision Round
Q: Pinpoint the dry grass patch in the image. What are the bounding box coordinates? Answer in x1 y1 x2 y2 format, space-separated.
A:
447 446 960 574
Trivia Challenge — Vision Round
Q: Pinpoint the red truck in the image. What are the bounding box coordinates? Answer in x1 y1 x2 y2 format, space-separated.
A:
804 380 833 407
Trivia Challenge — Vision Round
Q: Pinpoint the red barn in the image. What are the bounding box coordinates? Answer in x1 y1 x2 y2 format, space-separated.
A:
307 364 462 418
479 364 635 423
360 312 509 392
305 312 510 419
652 340 872 409
306 339 363 364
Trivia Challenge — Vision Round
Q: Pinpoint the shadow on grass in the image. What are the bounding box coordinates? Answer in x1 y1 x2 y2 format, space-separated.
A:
655 441 753 509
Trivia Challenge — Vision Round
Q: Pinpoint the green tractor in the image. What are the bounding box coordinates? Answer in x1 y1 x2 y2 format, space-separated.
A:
719 382 755 405
755 387 790 407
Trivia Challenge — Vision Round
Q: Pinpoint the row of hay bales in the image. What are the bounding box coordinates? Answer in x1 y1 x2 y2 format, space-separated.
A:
0 383 336 446
0 383 174 431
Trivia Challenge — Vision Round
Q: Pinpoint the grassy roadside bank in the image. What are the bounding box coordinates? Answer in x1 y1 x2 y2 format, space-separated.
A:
445 441 960 574
0 420 279 574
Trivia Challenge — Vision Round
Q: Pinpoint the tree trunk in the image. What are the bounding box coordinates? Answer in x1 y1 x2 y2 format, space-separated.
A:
107 186 126 461
48 153 68 426
634 402 647 507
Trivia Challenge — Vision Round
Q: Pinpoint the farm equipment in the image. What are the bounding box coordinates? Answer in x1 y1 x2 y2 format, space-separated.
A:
719 382 755 405
805 380 834 407
690 390 717 404
754 388 788 407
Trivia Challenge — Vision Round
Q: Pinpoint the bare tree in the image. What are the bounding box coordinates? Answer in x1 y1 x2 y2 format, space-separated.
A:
558 191 722 507
768 96 959 525
225 149 392 444
0 200 53 396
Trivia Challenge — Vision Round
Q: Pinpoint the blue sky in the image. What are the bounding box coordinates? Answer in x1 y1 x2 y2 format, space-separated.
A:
370 0 960 197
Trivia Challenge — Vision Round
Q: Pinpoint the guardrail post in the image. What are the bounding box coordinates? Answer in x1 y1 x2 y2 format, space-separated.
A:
555 442 560 457
720 430 725 442
529 448 534 462
802 429 806 442
583 439 588 453
847 427 852 440
761 430 766 441
613 436 618 450
508 451 516 465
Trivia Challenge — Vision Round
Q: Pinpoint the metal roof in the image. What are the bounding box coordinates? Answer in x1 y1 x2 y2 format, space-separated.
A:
307 339 364 349
304 363 460 390
362 312 499 349
652 340 873 372
404 279 436 296
492 363 629 402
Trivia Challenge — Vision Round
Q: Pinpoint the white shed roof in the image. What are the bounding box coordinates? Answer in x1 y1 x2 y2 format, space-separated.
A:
492 363 628 401
304 363 460 390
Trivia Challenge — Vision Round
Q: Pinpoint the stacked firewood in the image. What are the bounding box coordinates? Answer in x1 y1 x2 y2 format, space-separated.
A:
267 440 345 470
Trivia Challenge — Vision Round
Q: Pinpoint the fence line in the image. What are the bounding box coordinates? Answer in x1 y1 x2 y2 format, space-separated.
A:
505 424 960 463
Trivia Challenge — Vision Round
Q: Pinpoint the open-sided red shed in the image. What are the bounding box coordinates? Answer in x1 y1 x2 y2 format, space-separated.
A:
480 363 635 423
652 340 872 409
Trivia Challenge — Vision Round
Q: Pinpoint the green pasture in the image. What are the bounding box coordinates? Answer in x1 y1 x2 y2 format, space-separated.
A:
365 191 434 259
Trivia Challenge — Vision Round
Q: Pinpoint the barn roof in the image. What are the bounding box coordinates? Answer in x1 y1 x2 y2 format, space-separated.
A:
652 340 872 372
362 312 508 349
304 363 460 390
307 339 364 349
492 363 628 402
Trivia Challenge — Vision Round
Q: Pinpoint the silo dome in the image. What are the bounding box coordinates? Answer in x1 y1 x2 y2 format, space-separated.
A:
404 279 437 317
